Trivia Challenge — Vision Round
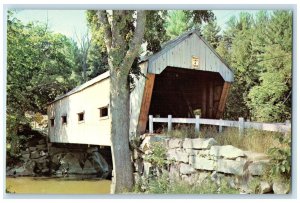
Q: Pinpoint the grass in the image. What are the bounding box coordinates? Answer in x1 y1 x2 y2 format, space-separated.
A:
133 172 239 194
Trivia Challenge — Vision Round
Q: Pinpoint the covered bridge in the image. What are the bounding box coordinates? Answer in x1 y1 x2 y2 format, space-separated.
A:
48 29 234 146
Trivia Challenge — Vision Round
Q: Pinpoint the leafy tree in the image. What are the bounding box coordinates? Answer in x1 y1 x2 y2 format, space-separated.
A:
6 11 78 154
247 11 292 122
202 20 221 48
165 10 215 39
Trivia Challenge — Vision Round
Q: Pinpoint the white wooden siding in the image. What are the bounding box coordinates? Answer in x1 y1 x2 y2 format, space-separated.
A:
48 77 111 146
148 33 234 82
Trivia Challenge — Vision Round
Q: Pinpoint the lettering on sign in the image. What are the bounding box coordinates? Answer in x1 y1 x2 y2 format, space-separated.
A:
192 56 199 68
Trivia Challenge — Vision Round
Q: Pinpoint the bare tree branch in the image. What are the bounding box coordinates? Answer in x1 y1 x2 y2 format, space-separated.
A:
97 10 112 53
122 10 146 74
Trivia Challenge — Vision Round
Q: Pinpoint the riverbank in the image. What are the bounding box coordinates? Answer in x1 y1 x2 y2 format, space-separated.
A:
6 176 111 194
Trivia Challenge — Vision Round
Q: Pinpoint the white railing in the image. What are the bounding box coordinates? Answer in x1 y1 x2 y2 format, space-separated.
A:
148 115 291 135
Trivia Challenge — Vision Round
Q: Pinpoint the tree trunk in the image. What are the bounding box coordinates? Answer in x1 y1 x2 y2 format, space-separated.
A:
110 70 133 193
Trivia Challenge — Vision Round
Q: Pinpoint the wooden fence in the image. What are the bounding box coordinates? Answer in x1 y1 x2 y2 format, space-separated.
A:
148 115 291 135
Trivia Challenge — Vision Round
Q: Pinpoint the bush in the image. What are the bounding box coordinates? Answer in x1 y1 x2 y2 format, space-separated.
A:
267 132 291 181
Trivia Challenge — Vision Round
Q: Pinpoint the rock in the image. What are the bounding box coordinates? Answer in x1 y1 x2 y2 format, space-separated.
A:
179 163 196 175
189 156 215 171
133 149 140 160
14 161 36 176
143 162 152 177
184 149 200 155
210 145 245 159
244 151 269 161
29 147 37 151
30 151 41 159
36 144 47 150
248 160 269 176
183 138 217 149
260 181 272 194
168 138 183 149
216 159 245 175
140 136 166 152
273 181 290 194
41 168 49 173
82 160 97 174
38 139 46 145
134 159 144 174
21 154 30 159
59 153 83 174
167 149 189 163
90 151 110 177
39 150 47 157
87 147 98 153
169 164 180 181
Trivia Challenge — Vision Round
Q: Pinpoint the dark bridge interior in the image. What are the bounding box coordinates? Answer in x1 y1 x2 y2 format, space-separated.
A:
148 67 225 119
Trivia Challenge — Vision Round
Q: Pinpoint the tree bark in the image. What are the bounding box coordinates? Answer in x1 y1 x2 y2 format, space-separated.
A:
110 71 132 193
97 10 147 193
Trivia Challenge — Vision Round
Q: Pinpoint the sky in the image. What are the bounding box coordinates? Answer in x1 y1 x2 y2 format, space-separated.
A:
13 9 266 44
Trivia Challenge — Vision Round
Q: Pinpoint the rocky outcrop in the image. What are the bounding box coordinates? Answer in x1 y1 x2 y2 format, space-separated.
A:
132 135 279 194
7 136 111 179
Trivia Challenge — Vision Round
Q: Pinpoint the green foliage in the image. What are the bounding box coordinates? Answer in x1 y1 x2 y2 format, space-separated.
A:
134 172 239 194
165 10 215 39
144 142 168 168
7 11 78 154
202 20 221 48
267 133 291 181
219 11 292 122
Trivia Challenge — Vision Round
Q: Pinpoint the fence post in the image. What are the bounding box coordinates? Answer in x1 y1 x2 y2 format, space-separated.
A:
149 115 153 134
239 117 244 136
219 119 223 133
195 115 200 133
168 115 172 132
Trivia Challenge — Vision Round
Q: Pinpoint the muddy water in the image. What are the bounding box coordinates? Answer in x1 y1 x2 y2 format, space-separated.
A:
6 177 111 194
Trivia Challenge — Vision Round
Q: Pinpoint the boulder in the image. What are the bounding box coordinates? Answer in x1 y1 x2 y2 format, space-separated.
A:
260 181 272 194
168 138 183 149
244 151 269 161
36 144 47 150
89 151 110 177
30 151 41 159
82 160 97 174
169 164 180 181
216 159 245 175
38 139 46 145
273 181 290 194
210 145 245 159
14 160 36 176
143 162 152 177
140 136 167 152
183 138 217 149
134 159 144 174
248 160 269 176
167 149 189 163
189 156 215 171
21 154 30 160
59 153 83 174
179 163 196 175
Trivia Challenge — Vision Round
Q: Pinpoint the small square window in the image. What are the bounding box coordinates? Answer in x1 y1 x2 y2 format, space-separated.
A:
50 118 54 127
100 107 108 118
78 112 84 122
62 115 67 124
